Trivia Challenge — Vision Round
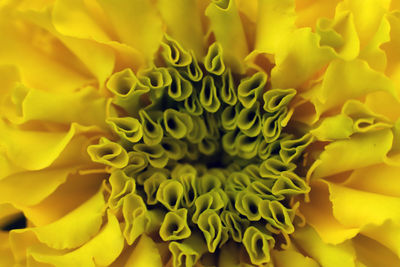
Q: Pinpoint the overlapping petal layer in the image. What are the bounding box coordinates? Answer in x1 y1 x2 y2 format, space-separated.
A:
0 0 400 266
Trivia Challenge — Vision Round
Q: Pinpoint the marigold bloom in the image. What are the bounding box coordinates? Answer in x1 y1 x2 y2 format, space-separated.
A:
1 0 400 266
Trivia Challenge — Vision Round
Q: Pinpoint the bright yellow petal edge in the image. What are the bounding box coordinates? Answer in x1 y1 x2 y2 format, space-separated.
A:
0 0 400 266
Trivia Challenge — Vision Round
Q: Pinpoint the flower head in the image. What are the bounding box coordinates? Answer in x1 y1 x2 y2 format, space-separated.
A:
1 0 400 266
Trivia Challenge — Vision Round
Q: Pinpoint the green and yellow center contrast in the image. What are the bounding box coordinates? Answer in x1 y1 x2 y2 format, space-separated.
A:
87 37 312 266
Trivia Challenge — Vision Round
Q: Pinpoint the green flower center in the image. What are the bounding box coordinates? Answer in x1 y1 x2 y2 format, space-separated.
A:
88 36 313 266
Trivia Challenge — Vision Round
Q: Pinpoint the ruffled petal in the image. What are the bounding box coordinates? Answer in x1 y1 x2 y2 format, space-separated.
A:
336 0 390 47
0 122 102 171
327 182 400 229
255 0 296 54
52 0 112 41
305 59 396 121
157 0 205 58
10 189 105 251
28 212 124 267
123 234 162 267
309 129 393 179
22 171 105 226
0 232 15 267
316 10 359 60
343 163 400 197
96 0 163 63
0 4 92 92
295 0 341 29
291 225 358 267
205 0 248 73
361 219 400 258
271 247 319 267
5 85 110 129
300 180 359 245
271 28 336 89
353 234 400 267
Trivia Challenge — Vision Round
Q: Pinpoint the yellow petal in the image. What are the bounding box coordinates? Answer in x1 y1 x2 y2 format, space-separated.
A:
53 0 144 70
361 220 400 258
0 232 15 267
365 91 400 122
123 234 162 267
327 182 400 228
28 212 124 267
358 14 390 72
383 12 400 76
271 248 319 267
291 225 358 267
300 180 359 244
0 64 20 112
157 0 205 58
317 11 359 60
255 0 295 54
308 59 396 120
10 188 105 251
6 85 110 129
310 114 354 141
0 203 21 228
53 36 115 87
22 171 105 226
52 0 112 41
310 129 393 179
96 0 163 63
205 0 248 73
271 28 336 89
0 122 102 171
0 8 91 92
17 5 115 86
295 0 341 29
0 166 82 208
336 0 390 47
353 234 400 267
343 163 400 197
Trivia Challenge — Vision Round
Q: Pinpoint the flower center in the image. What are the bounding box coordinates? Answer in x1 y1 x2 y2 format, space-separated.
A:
88 36 313 266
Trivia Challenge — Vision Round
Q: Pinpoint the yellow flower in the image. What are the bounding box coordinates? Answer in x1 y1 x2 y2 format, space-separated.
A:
1 0 400 266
